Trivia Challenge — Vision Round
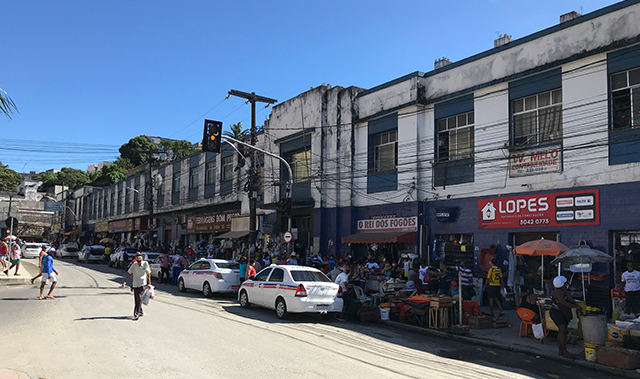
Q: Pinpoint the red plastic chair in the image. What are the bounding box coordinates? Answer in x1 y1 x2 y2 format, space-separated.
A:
516 308 536 337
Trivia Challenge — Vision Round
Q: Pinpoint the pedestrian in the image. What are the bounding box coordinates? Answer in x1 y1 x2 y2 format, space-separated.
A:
456 261 474 300
328 263 343 282
30 246 48 284
39 250 58 299
436 262 453 295
0 239 8 275
622 261 640 315
185 246 195 262
334 265 349 321
8 242 21 276
159 251 171 284
246 259 257 279
171 254 181 286
287 253 298 265
239 256 248 283
550 276 580 358
82 244 90 263
122 253 151 321
482 259 504 317
253 258 262 273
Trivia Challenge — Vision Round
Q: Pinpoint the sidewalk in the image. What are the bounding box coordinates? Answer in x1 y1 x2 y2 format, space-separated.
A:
0 259 39 286
0 368 41 379
380 307 640 379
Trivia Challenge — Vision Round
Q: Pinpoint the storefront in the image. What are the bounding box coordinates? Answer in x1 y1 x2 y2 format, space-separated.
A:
342 216 419 262
186 211 240 248
109 219 133 243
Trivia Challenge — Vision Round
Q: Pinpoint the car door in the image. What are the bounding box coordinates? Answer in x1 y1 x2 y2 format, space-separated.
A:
183 262 201 289
194 261 211 292
247 267 272 306
150 257 162 279
263 267 285 309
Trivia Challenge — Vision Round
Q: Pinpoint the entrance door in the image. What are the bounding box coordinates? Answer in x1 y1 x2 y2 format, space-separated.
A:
164 230 172 246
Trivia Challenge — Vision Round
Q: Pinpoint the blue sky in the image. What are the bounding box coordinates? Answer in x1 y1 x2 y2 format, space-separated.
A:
0 0 616 173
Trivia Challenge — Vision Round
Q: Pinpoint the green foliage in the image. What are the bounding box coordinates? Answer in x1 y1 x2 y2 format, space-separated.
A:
35 171 59 187
118 136 158 166
58 167 90 189
160 139 196 161
0 163 22 192
0 87 18 120
89 158 135 187
223 122 247 138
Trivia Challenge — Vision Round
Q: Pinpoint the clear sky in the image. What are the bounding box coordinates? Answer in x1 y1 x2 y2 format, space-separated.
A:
0 0 617 173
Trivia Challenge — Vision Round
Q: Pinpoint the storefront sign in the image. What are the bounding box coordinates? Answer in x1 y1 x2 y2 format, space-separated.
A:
53 223 61 233
478 189 599 229
435 207 458 222
109 219 133 233
509 145 562 177
186 211 241 233
95 221 109 233
357 216 418 233
134 217 147 231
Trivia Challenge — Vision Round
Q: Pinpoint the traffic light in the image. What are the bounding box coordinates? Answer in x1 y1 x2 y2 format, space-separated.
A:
278 198 292 217
203 119 222 153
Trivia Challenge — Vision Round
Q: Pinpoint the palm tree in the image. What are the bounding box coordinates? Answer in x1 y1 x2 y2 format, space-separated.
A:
0 87 18 119
223 122 248 139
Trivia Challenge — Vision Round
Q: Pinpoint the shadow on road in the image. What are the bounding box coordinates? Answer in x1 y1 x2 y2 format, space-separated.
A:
74 316 131 321
1 297 67 300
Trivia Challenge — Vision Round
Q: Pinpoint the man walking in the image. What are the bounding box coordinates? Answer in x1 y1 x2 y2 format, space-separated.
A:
483 259 504 317
122 253 151 320
30 246 48 284
622 261 640 315
39 250 58 299
159 251 170 284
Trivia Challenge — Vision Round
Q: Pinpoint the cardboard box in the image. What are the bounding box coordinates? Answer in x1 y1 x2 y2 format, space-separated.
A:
492 316 509 328
605 340 624 348
597 347 640 369
430 296 452 308
609 323 630 341
469 316 493 329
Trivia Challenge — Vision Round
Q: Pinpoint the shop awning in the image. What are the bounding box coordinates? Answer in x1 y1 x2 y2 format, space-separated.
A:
214 230 250 240
342 231 415 244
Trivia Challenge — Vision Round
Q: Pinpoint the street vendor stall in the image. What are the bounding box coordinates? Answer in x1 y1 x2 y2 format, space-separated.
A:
514 239 569 294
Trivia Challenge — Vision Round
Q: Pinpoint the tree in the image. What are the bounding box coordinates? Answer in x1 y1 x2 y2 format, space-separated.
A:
223 122 247 139
160 139 196 161
57 167 89 189
0 87 18 119
35 171 59 188
118 136 158 166
0 163 22 192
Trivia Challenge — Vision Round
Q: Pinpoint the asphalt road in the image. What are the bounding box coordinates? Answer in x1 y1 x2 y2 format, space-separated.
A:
0 259 617 379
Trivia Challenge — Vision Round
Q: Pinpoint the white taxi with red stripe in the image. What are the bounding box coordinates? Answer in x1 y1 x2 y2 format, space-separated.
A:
238 265 343 319
178 259 241 297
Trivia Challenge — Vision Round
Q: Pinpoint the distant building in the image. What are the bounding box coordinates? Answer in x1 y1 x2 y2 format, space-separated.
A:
88 161 112 173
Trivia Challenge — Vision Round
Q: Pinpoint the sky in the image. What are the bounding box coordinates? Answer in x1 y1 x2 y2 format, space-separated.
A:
0 0 617 173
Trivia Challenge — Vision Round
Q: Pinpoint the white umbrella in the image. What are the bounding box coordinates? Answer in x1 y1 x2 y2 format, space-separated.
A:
551 246 613 301
4 235 17 241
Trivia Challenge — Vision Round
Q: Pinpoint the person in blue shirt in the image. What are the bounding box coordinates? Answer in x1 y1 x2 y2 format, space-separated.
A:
39 251 59 300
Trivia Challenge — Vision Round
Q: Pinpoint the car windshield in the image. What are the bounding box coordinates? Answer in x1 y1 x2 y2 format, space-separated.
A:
26 244 40 249
66 247 79 252
90 249 104 254
290 270 332 282
215 261 240 269
145 253 160 260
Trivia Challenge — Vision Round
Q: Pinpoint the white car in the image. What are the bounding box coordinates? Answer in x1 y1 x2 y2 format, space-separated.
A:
238 265 343 319
22 243 42 259
178 259 241 297
150 254 180 282
77 245 105 263
57 244 79 258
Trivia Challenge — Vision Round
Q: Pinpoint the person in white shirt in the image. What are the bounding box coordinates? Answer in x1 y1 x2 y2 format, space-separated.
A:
328 263 343 282
365 258 379 271
334 265 349 321
622 261 640 315
122 253 151 320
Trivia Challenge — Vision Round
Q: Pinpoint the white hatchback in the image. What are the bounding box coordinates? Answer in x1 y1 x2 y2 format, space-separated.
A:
238 265 343 319
22 243 42 259
178 259 241 297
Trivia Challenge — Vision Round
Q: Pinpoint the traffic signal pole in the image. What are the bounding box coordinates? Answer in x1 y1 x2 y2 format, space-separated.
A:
227 90 277 258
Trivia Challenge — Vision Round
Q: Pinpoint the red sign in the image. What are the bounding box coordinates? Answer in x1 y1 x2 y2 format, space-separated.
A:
357 216 418 233
478 189 599 229
283 231 293 243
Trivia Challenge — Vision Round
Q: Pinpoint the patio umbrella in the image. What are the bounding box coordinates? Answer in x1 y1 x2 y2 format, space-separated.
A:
551 246 613 300
4 235 17 241
100 238 116 244
514 239 569 292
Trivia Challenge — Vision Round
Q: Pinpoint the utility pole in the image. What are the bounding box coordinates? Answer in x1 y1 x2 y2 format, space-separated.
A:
228 90 277 258
146 151 162 251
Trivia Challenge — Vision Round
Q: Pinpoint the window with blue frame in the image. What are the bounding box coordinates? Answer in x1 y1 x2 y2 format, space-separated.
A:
367 113 398 193
611 68 640 130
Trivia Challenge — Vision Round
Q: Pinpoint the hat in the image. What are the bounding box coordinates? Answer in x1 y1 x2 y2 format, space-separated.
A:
47 248 56 253
553 276 567 288
450 281 457 287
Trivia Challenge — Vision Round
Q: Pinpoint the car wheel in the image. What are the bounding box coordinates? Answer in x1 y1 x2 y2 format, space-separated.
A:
276 298 288 319
178 278 186 292
203 282 212 297
239 290 251 308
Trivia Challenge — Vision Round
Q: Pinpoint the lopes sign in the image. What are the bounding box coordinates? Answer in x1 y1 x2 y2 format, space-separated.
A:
357 216 418 233
478 189 599 229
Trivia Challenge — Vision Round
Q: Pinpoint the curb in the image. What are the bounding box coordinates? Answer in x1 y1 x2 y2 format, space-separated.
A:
380 320 640 379
0 368 40 379
0 260 39 287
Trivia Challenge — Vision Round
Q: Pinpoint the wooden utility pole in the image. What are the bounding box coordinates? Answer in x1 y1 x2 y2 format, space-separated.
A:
228 90 277 257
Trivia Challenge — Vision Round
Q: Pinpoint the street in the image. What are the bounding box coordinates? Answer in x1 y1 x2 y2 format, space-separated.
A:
1 259 615 379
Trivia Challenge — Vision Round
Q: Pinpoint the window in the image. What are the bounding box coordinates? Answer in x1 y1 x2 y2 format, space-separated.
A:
290 270 332 282
268 268 284 282
205 161 216 185
437 111 474 161
200 262 211 270
221 156 233 182
291 149 310 183
254 268 272 281
373 131 397 172
611 68 640 130
172 173 180 193
189 167 199 189
512 89 562 146
214 261 240 270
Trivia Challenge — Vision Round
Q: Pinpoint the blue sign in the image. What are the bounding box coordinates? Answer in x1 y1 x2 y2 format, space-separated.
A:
44 202 63 212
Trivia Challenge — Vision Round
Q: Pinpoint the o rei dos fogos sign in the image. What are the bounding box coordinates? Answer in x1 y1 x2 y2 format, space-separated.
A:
357 216 418 233
478 189 599 229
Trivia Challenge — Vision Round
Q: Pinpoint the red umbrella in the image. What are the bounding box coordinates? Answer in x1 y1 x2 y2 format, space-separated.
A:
514 239 569 292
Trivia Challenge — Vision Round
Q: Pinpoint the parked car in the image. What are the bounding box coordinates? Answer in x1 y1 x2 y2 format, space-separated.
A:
77 245 105 263
57 244 79 258
178 259 241 297
150 254 180 281
109 247 138 269
22 243 42 259
238 265 343 319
